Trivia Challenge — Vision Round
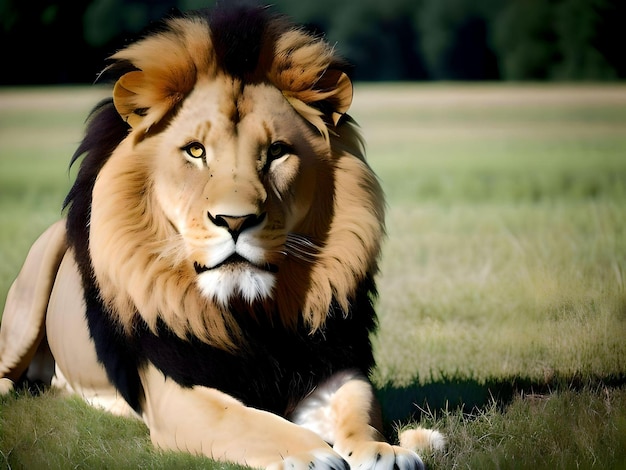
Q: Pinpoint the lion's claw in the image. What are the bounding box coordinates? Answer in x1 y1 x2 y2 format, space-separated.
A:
337 442 424 470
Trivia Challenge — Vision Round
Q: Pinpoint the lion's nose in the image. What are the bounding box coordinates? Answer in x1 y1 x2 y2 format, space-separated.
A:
208 212 266 242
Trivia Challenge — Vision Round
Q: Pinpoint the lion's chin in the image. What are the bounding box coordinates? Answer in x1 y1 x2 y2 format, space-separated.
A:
196 264 276 306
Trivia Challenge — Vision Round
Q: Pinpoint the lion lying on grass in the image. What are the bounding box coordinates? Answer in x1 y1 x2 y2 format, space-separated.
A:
0 4 443 469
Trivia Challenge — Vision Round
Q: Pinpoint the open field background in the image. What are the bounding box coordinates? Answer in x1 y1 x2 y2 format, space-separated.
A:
1 84 626 469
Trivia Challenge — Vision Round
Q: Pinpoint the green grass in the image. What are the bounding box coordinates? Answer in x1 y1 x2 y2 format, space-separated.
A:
0 390 242 470
1 83 626 469
354 84 626 388
416 385 626 469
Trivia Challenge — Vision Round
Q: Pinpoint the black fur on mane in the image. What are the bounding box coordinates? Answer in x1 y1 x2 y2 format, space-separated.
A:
208 3 270 79
96 3 290 85
63 100 142 410
64 99 128 283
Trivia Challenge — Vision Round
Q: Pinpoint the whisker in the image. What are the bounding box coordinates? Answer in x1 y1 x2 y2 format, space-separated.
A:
283 233 322 263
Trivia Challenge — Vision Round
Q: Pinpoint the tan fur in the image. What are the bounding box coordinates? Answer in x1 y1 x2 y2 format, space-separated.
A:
137 362 437 469
47 251 137 417
330 380 428 469
0 220 66 383
88 14 383 349
139 362 344 469
399 428 447 454
111 18 215 130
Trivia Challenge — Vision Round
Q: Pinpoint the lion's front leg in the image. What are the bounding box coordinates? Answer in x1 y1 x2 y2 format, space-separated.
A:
138 363 347 470
290 370 426 470
329 379 425 470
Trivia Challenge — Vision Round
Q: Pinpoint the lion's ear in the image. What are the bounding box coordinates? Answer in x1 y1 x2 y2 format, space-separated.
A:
282 68 354 138
316 69 353 126
113 70 186 130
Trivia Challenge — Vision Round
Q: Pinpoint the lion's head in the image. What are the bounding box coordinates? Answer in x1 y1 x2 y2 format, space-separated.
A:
66 5 385 349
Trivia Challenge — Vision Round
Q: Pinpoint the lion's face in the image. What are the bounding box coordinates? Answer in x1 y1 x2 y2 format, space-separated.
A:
150 78 327 305
82 9 384 348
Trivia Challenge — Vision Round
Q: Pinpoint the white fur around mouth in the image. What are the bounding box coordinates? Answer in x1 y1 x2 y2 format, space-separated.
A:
195 255 277 305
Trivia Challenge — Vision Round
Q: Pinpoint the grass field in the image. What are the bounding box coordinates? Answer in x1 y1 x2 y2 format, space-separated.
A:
1 83 626 469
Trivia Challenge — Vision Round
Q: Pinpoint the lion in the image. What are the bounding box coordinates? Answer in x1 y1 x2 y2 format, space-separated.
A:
0 4 444 469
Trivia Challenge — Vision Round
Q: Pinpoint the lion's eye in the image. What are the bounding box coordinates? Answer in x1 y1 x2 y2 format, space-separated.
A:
183 142 206 159
267 142 289 161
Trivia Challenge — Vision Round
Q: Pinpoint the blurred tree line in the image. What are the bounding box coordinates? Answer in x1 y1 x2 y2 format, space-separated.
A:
0 0 624 84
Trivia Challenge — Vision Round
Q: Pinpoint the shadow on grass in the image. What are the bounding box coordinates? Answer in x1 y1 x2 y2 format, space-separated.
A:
15 371 626 436
376 372 626 425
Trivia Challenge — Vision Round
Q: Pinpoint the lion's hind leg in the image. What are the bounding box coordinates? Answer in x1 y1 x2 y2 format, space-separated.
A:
0 220 67 393
291 370 444 470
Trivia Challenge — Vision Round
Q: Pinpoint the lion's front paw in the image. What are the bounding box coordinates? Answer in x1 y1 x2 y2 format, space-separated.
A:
267 448 349 470
337 442 424 470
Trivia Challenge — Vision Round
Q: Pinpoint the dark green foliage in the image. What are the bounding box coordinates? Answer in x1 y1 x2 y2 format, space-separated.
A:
0 0 624 84
493 0 624 80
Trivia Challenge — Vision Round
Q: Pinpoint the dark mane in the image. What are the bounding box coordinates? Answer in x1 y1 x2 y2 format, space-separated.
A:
207 3 271 79
64 99 129 286
62 99 142 410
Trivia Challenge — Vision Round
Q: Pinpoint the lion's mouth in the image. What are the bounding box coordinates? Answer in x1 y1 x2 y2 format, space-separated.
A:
194 254 278 274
